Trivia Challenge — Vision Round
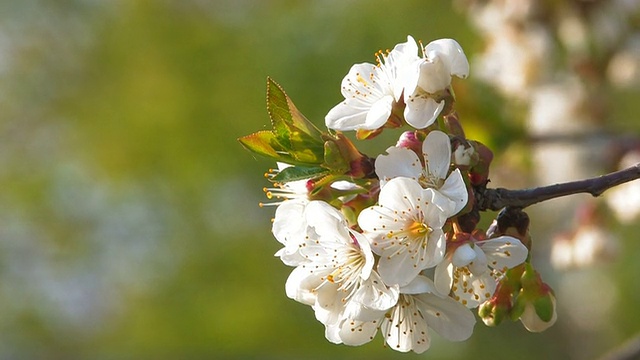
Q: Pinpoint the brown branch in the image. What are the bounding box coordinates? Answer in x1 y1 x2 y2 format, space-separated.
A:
476 163 640 211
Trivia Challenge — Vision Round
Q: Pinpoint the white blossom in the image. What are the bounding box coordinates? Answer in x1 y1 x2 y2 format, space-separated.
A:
358 177 453 287
337 276 475 353
325 36 419 131
285 201 399 333
403 39 469 129
434 236 528 308
375 130 468 215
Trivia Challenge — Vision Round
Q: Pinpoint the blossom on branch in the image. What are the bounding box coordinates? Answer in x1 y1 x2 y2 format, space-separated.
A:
376 130 468 215
358 177 453 287
338 275 475 353
285 201 399 340
325 36 419 131
434 235 528 308
240 33 569 354
403 38 469 128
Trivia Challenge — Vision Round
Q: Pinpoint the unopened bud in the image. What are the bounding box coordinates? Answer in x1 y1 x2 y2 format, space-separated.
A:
395 131 422 155
487 208 531 250
519 292 557 332
479 298 509 327
453 143 476 167
516 263 557 332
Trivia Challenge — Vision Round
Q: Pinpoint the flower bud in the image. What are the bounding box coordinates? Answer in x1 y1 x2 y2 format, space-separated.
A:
519 292 557 332
395 130 423 155
487 207 531 250
515 263 557 332
478 294 510 327
453 143 475 167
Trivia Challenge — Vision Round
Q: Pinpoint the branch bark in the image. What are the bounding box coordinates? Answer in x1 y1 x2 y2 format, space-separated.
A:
476 163 640 211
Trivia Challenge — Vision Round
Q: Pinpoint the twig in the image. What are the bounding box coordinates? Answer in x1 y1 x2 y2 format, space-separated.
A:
476 163 640 211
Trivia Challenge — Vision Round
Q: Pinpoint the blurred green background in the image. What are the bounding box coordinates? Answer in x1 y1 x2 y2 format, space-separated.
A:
1 1 639 359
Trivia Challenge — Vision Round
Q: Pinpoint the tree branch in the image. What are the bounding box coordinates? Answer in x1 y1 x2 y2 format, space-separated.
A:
476 163 640 211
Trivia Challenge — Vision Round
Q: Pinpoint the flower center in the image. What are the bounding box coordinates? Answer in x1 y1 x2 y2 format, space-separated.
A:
323 247 366 293
418 173 444 189
408 219 432 236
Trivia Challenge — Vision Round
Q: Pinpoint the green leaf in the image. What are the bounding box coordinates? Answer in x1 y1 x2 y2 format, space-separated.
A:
238 130 280 158
237 131 297 164
266 77 323 141
266 78 293 146
271 165 329 183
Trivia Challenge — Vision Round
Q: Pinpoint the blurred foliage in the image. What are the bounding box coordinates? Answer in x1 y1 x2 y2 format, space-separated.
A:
0 0 637 359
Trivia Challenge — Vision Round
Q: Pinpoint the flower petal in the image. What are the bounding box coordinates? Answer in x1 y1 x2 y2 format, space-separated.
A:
416 58 452 93
375 146 422 186
376 243 425 287
350 271 399 311
424 38 469 79
339 318 380 346
404 96 444 129
400 274 438 295
434 259 454 296
453 271 496 308
439 169 468 215
324 323 342 344
422 130 452 181
325 100 370 131
375 177 425 216
415 292 476 342
452 243 476 267
480 236 529 271
381 296 432 353
364 94 394 129
285 266 322 306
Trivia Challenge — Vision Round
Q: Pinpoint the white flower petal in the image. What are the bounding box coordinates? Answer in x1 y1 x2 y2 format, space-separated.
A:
415 292 476 341
434 259 454 295
375 146 422 186
324 323 342 344
403 96 444 129
419 193 450 229
400 274 438 295
453 271 496 308
376 176 425 210
338 318 380 346
422 130 452 181
452 243 476 267
386 36 421 99
468 245 488 275
381 296 432 353
304 201 350 241
424 38 469 79
350 271 399 311
439 169 468 215
423 228 447 268
364 94 394 129
314 281 346 325
416 58 452 93
376 244 425 287
480 236 529 270
285 266 321 306
325 100 370 131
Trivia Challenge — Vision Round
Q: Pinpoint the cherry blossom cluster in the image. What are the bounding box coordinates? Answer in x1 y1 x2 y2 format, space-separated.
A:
241 36 557 353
